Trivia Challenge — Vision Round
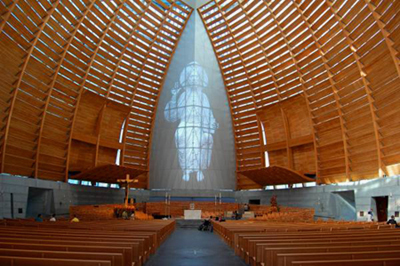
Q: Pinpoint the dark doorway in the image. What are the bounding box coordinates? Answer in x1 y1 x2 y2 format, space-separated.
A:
26 188 55 218
249 199 260 205
373 196 388 222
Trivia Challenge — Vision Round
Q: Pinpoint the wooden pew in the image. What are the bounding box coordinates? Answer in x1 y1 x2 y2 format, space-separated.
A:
278 250 400 266
291 258 400 266
0 232 147 263
251 233 400 265
211 220 400 266
0 256 111 266
0 219 177 266
240 228 398 261
0 242 133 266
0 248 123 266
261 242 400 266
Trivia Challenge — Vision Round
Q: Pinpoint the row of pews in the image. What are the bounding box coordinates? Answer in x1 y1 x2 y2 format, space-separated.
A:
212 220 400 266
0 219 175 266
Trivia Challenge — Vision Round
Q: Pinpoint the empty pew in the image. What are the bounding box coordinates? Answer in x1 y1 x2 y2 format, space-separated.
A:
291 258 400 266
278 250 400 266
0 256 111 266
0 249 123 266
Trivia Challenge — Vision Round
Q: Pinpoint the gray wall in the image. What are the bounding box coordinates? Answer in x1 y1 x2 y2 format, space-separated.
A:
236 176 400 221
149 5 236 190
2 174 400 221
0 174 150 219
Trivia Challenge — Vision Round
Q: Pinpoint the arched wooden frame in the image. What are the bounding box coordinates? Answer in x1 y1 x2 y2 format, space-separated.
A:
0 0 193 186
199 0 400 188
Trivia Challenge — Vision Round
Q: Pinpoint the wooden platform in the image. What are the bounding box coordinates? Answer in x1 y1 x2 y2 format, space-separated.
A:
239 166 316 186
71 164 147 187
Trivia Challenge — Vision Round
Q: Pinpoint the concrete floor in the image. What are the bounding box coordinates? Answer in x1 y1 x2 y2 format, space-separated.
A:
144 228 248 266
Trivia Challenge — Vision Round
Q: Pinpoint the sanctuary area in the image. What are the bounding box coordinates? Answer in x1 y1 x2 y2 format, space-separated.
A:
0 0 400 265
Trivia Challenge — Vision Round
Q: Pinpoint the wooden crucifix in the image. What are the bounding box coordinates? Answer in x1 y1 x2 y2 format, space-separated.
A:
117 174 138 207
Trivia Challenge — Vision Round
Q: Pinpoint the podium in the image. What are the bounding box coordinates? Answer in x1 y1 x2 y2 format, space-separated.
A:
184 210 201 220
242 211 255 219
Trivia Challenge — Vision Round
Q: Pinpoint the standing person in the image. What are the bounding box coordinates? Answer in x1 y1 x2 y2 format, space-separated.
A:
35 214 43 222
367 209 374 222
70 214 79 223
49 214 56 222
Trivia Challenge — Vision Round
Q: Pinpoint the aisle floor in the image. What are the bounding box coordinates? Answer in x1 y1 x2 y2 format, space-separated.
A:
144 228 248 266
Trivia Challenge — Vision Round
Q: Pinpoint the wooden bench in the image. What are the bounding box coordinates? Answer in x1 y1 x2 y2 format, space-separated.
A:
252 233 400 265
211 220 400 266
291 258 400 266
0 231 148 261
0 248 123 266
240 228 398 261
261 242 400 266
0 242 133 266
0 256 111 266
278 250 400 266
0 219 177 266
0 237 142 264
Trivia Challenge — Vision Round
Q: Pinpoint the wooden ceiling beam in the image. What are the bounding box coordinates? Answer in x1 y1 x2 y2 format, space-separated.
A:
325 0 387 177
65 0 126 181
288 0 349 182
1 0 61 174
35 0 97 179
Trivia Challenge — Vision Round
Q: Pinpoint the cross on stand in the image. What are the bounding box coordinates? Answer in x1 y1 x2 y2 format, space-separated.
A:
117 174 138 207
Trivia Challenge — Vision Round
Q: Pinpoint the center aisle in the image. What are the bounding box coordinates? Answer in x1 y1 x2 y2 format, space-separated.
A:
144 225 247 266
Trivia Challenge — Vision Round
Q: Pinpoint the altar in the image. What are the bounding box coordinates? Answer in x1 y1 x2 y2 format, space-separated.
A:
184 210 202 220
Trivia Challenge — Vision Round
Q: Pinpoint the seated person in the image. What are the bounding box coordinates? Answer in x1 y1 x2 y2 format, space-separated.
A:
387 215 398 227
70 214 80 223
35 214 43 222
49 214 56 222
198 219 211 231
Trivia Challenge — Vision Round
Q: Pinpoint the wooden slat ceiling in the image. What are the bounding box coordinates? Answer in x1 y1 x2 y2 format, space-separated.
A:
1 0 399 190
0 0 193 185
198 0 400 189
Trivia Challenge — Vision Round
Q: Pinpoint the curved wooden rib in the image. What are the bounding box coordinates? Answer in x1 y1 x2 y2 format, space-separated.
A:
199 0 400 186
120 2 189 173
65 1 126 181
35 0 97 178
212 1 261 170
1 0 60 173
198 8 250 188
365 0 400 77
0 0 19 34
145 7 194 179
0 1 192 184
104 3 151 99
254 1 318 176
235 1 293 171
239 166 315 186
324 0 387 177
96 1 152 169
272 2 350 182
120 3 174 168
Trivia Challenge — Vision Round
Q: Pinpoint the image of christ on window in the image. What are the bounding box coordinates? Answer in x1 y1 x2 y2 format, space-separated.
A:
164 62 219 182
